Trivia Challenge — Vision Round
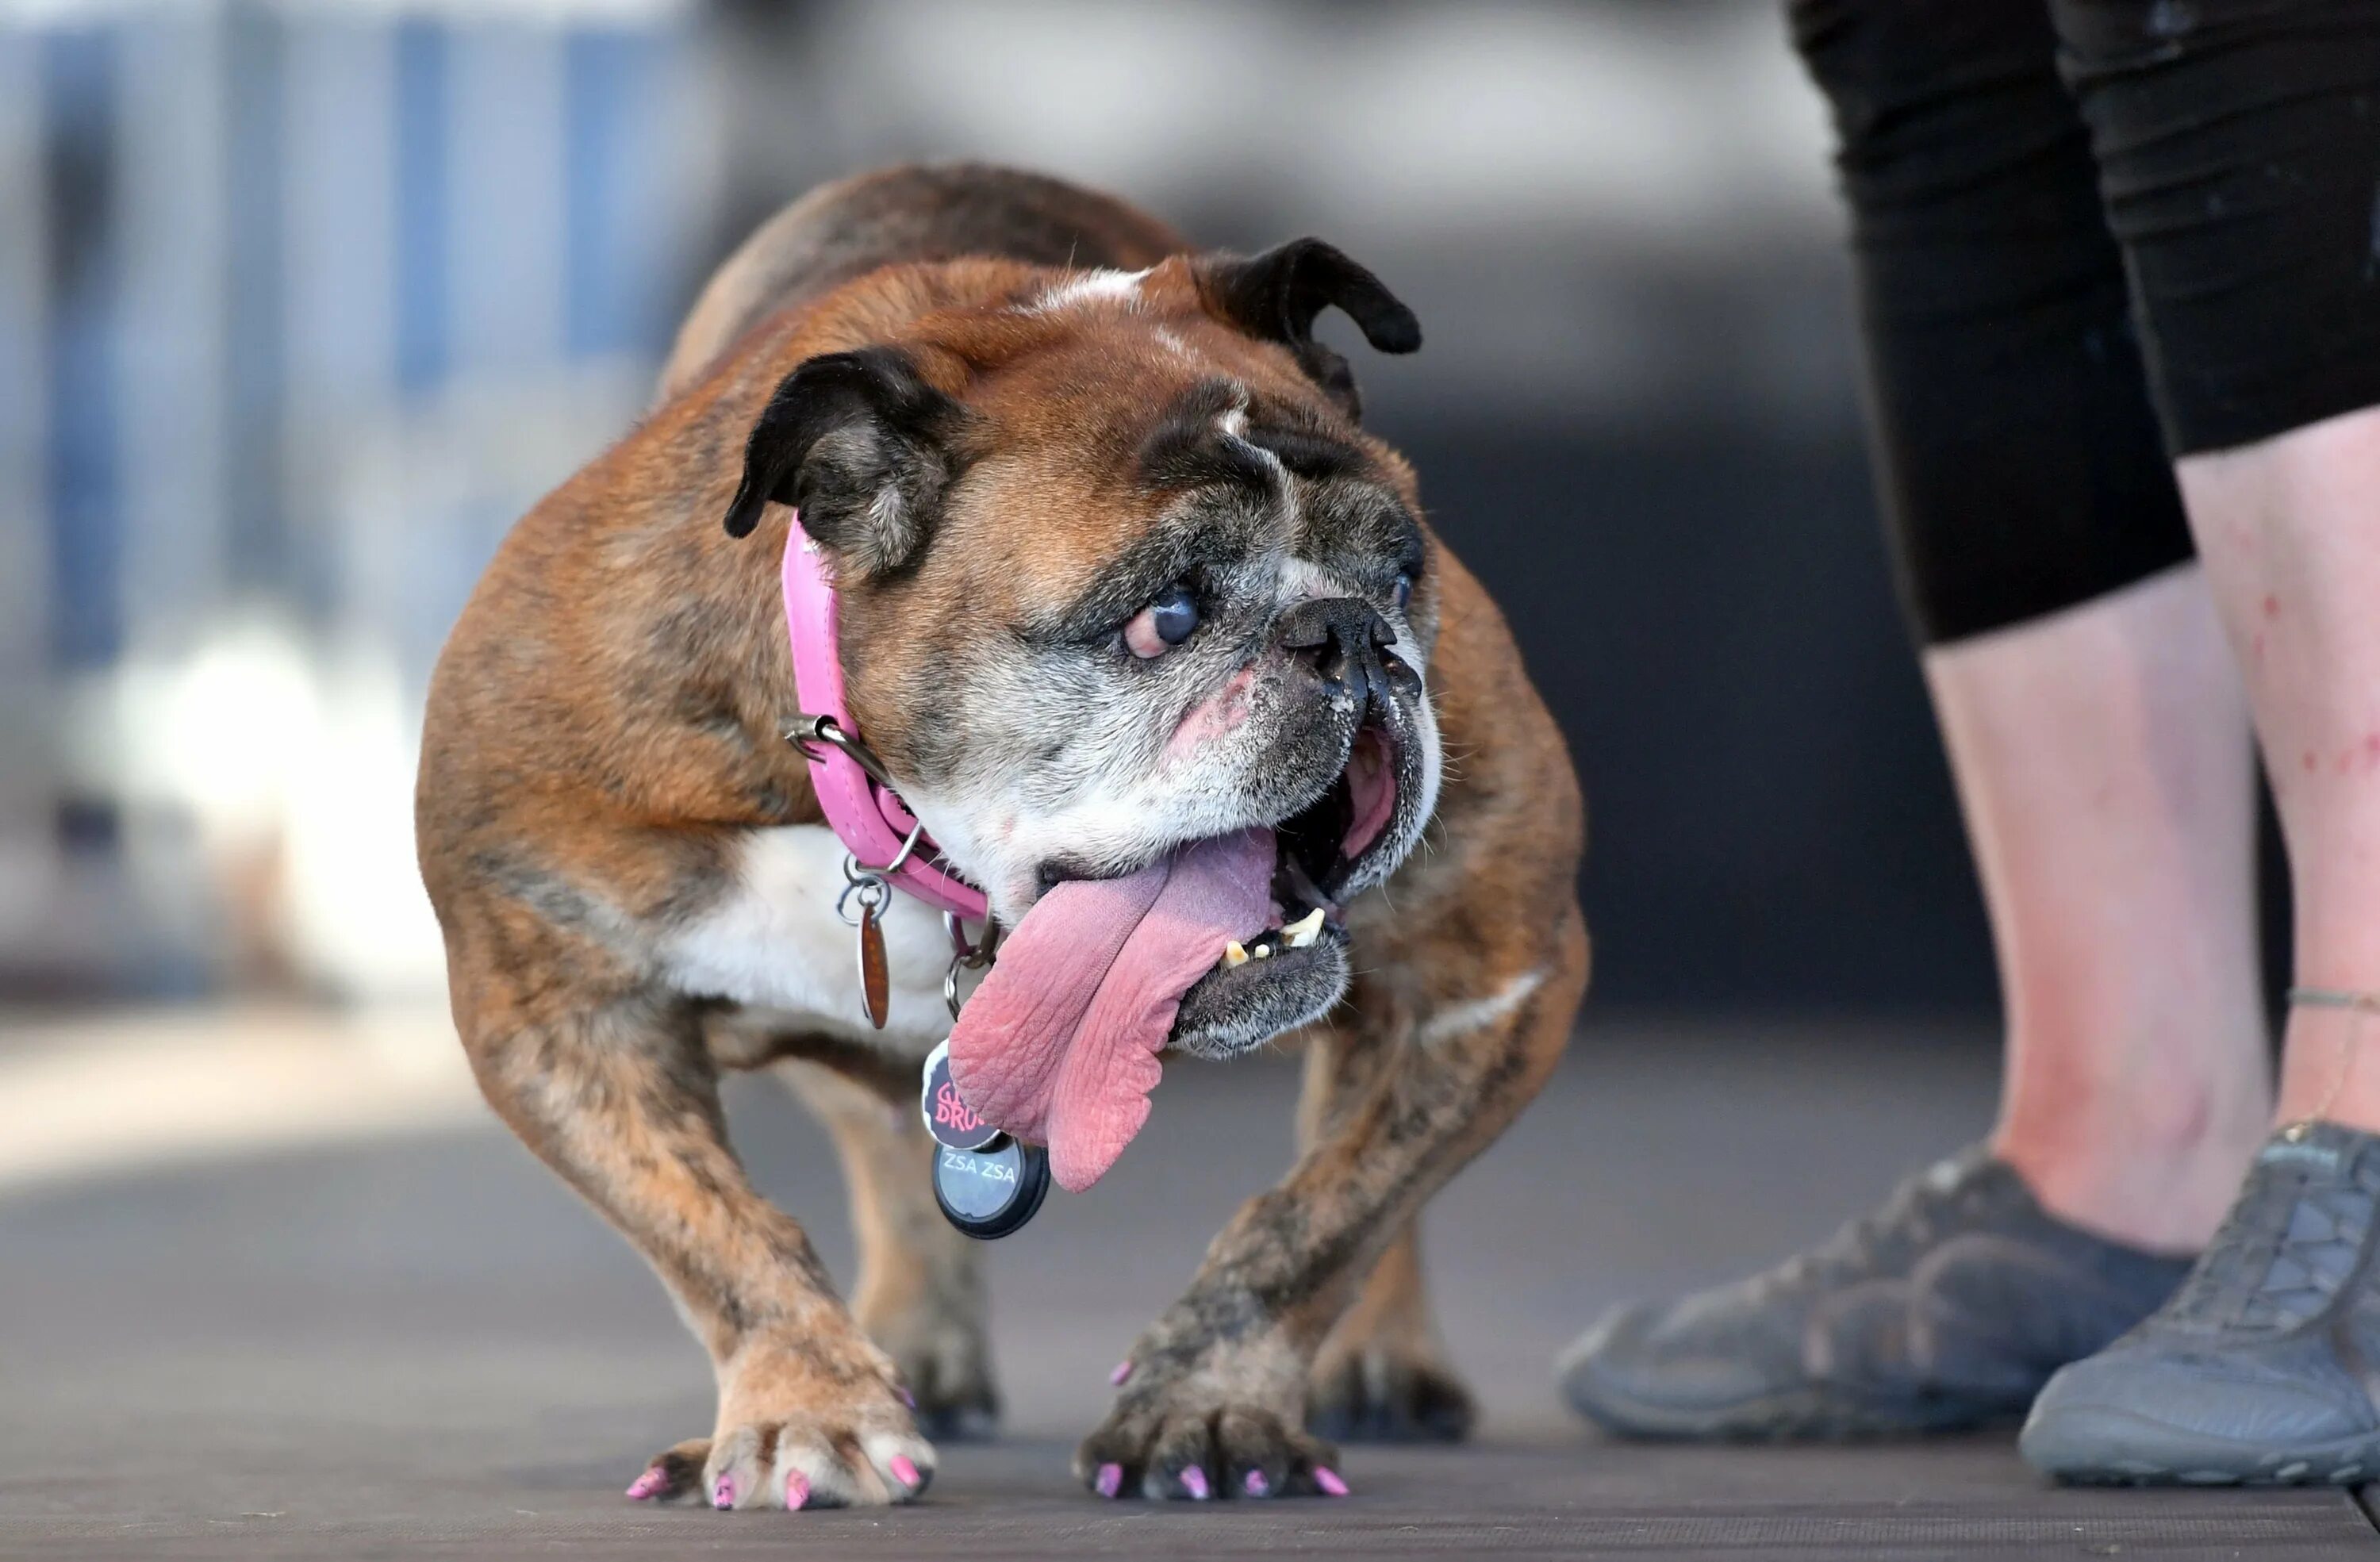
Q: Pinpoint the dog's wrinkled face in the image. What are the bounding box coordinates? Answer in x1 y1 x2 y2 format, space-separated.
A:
723 243 1438 1056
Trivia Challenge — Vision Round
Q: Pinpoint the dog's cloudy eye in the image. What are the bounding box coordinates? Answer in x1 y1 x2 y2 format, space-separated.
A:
1124 585 1200 658
1394 574 1414 613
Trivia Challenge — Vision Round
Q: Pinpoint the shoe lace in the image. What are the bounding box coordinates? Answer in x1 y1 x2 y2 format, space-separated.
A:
1764 1154 1984 1295
2163 1142 2376 1332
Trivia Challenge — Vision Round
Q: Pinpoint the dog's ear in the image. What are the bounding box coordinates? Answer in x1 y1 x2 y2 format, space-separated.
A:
1194 238 1421 420
721 347 970 576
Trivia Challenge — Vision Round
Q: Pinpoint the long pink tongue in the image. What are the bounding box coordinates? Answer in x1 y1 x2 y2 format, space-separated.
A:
946 828 1273 1192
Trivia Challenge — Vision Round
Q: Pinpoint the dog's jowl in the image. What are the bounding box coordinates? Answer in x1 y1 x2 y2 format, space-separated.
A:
416 163 1587 1509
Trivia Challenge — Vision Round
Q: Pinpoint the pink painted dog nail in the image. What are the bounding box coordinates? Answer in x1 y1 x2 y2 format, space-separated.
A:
899 1387 916 1409
624 1468 667 1501
1244 1469 1270 1498
1315 1466 1350 1498
890 1455 921 1490
712 1474 735 1510
785 1472 809 1511
1108 1360 1131 1385
1180 1466 1210 1501
1094 1462 1123 1499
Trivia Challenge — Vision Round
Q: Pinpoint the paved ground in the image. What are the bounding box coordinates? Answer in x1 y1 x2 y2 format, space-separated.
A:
2 1018 2372 1559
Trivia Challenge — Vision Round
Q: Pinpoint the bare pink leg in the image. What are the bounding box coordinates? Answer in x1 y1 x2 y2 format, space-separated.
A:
2178 407 2380 1134
1927 565 2269 1251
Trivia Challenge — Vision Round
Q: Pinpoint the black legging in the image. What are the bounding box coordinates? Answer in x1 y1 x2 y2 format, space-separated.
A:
1790 0 2380 643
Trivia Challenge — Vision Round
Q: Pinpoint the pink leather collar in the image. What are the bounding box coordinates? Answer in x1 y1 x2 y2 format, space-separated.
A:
782 513 988 920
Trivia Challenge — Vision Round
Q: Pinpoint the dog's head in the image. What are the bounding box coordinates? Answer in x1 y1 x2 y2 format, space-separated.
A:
722 240 1437 1057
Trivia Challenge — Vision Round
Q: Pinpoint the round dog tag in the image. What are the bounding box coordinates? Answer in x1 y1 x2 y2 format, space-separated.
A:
919 1038 1048 1238
919 1039 1002 1151
931 1138 1051 1240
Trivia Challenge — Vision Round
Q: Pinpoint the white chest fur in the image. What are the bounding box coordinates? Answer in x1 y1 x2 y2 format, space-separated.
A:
661 824 961 1049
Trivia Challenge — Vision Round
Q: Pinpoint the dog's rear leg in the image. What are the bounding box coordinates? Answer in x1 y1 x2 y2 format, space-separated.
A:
463 993 934 1510
1306 1225 1476 1443
777 1059 1000 1438
1296 1025 1477 1444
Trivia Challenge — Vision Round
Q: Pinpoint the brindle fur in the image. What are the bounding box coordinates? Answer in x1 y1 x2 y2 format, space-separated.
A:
417 163 1586 1506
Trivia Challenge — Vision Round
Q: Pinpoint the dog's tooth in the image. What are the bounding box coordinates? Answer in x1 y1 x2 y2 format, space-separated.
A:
1282 908 1325 949
1223 940 1249 969
1252 943 1273 959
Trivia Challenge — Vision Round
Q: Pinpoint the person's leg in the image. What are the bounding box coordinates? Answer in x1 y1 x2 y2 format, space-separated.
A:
1806 0 2274 1219
2025 416 2380 1482
1561 0 2253 1440
2178 420 2380 1133
2010 0 2380 1483
1935 566 2267 1250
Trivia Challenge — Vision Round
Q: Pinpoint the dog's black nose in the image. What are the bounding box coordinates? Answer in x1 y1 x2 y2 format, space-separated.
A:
1276 597 1393 708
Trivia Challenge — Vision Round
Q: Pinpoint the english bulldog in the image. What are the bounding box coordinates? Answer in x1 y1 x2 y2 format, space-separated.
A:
416 163 1586 1509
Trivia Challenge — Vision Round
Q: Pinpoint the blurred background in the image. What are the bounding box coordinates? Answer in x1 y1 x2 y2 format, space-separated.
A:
2 0 1996 1027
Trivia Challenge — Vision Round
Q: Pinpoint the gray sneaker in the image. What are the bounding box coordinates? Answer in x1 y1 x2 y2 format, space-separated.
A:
1560 1148 2192 1439
2021 1122 2380 1484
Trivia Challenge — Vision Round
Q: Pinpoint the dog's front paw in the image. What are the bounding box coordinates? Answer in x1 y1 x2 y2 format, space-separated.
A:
626 1334 935 1510
1076 1321 1349 1501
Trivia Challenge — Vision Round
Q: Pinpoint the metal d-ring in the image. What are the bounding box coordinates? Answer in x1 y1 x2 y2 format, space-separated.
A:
942 911 1001 1020
835 872 892 928
944 910 1000 967
877 817 931 879
834 816 927 928
788 712 900 792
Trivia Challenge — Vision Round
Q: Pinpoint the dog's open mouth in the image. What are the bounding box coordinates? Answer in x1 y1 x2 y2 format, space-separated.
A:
944 720 1400 1195
1196 720 1397 971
